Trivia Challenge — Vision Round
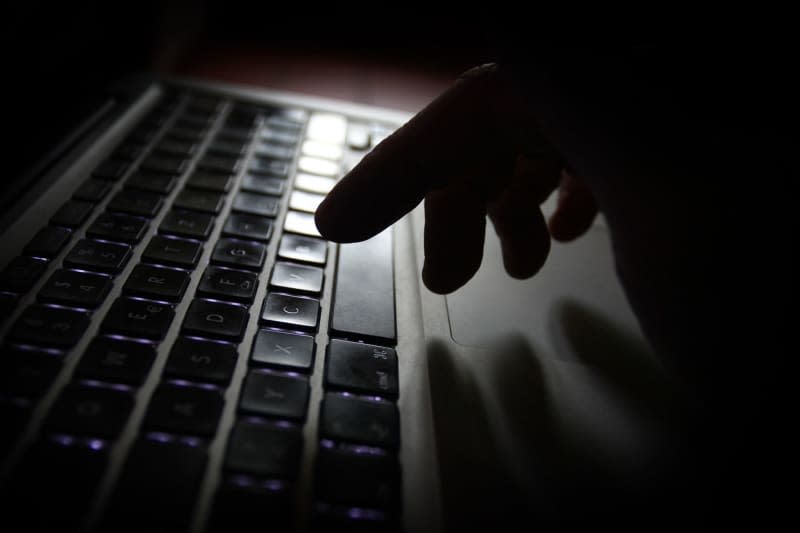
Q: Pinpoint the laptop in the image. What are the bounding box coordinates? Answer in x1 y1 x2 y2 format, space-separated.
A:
1 19 769 533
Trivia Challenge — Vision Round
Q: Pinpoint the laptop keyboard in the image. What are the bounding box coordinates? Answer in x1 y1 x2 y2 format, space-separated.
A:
0 89 401 532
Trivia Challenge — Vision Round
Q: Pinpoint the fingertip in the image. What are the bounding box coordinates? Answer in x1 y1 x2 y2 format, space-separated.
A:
422 258 480 294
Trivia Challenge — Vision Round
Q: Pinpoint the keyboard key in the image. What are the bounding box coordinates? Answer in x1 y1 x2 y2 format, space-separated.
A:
167 125 206 143
143 384 224 436
50 199 95 227
1 292 18 321
73 178 112 202
107 189 164 217
223 213 274 242
101 297 174 340
75 336 156 385
159 210 215 240
240 173 285 196
123 264 189 302
175 114 212 131
260 292 320 331
102 438 208 531
197 154 241 174
232 191 280 217
0 346 63 398
278 235 327 265
266 109 306 131
209 476 293 533
173 189 226 214
197 266 259 303
311 503 393 532
142 235 203 268
182 299 249 341
211 238 267 270
38 269 113 308
332 229 396 344
224 420 302 478
319 393 400 449
112 143 145 162
325 339 399 397
24 226 72 258
289 190 325 213
302 139 344 160
307 113 347 144
6 438 109 531
44 384 134 438
92 159 130 180
283 210 321 237
254 142 294 160
0 256 48 292
0 398 30 456
294 172 336 195
251 328 315 372
86 212 149 243
153 138 197 158
140 154 188 175
217 126 254 143
226 105 261 127
186 170 235 193
239 370 310 420
249 156 290 177
298 156 339 177
125 171 177 194
346 123 372 150
270 261 324 294
64 239 131 273
315 445 400 510
128 126 158 145
206 139 248 157
164 337 238 385
260 126 300 145
10 304 90 347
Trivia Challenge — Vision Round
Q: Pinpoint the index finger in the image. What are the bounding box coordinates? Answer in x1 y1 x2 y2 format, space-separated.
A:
314 63 535 243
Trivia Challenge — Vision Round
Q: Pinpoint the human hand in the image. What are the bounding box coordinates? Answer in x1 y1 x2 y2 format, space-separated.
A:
314 63 598 294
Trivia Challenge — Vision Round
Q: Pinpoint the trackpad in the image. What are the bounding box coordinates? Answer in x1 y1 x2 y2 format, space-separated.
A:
446 223 644 358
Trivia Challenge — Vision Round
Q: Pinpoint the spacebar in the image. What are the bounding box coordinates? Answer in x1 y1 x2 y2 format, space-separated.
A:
331 228 396 344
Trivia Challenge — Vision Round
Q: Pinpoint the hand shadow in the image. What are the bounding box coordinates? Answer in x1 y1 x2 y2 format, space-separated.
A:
427 299 699 532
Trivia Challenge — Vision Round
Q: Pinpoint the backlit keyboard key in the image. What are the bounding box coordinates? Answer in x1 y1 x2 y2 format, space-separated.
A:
159 210 215 240
277 235 328 265
50 200 95 228
75 337 156 385
211 238 267 271
197 266 259 303
143 383 224 436
10 304 90 347
224 420 302 478
123 264 190 302
38 269 112 308
107 189 163 217
142 235 203 268
164 337 238 385
24 226 72 258
44 384 134 438
64 239 131 273
283 211 321 237
232 192 280 217
260 292 320 331
250 328 315 371
319 392 400 449
101 297 175 340
270 261 323 294
239 369 310 420
182 299 249 341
